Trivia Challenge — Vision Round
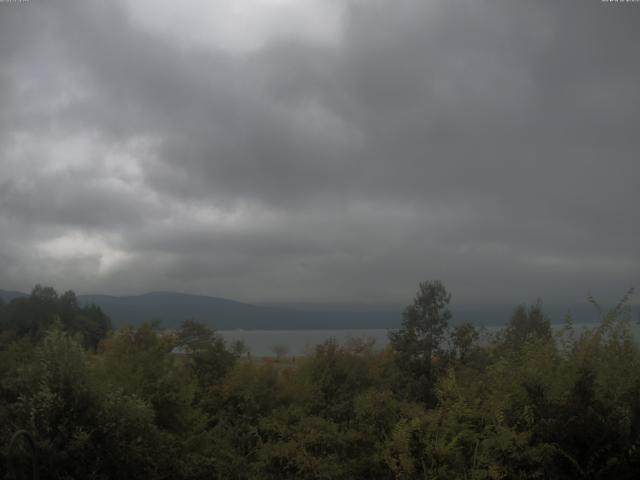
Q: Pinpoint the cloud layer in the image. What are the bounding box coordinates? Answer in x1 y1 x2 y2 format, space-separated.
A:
1 0 639 306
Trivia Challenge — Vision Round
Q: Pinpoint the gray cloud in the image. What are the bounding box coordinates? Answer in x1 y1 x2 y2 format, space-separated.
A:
0 0 639 307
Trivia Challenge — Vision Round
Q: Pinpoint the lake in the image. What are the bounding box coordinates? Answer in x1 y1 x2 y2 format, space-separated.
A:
219 321 640 357
218 329 390 357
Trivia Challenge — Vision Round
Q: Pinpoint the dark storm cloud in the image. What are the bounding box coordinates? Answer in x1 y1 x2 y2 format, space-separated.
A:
0 0 638 305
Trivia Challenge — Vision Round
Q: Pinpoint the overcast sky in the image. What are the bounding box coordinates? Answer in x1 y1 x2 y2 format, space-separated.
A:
1 0 639 307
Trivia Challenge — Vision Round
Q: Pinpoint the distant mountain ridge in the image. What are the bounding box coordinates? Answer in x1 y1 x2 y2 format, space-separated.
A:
78 291 401 330
2 288 399 329
0 289 28 303
2 289 627 330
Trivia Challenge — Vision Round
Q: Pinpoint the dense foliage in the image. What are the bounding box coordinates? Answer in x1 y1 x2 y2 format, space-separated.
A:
1 284 639 479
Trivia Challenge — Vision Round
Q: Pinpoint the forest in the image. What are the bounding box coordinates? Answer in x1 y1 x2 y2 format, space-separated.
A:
1 282 639 479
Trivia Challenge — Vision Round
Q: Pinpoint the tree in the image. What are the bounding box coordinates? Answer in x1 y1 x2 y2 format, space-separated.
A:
175 319 236 392
502 301 551 352
30 284 58 304
450 322 479 363
231 339 250 357
0 286 111 348
175 319 217 352
271 344 289 361
389 280 452 403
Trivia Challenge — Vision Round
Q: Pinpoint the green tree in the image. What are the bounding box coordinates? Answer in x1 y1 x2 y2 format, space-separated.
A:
0 286 110 349
175 319 217 352
9 327 175 479
502 301 551 352
271 344 289 361
450 322 480 363
99 322 196 434
389 280 452 403
175 319 236 393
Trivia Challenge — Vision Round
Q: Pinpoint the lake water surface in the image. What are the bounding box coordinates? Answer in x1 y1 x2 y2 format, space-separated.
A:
219 329 390 357
219 322 640 357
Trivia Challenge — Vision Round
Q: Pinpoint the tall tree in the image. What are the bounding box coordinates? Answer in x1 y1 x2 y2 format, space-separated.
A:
175 319 236 392
389 280 452 403
503 301 551 352
450 322 480 363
